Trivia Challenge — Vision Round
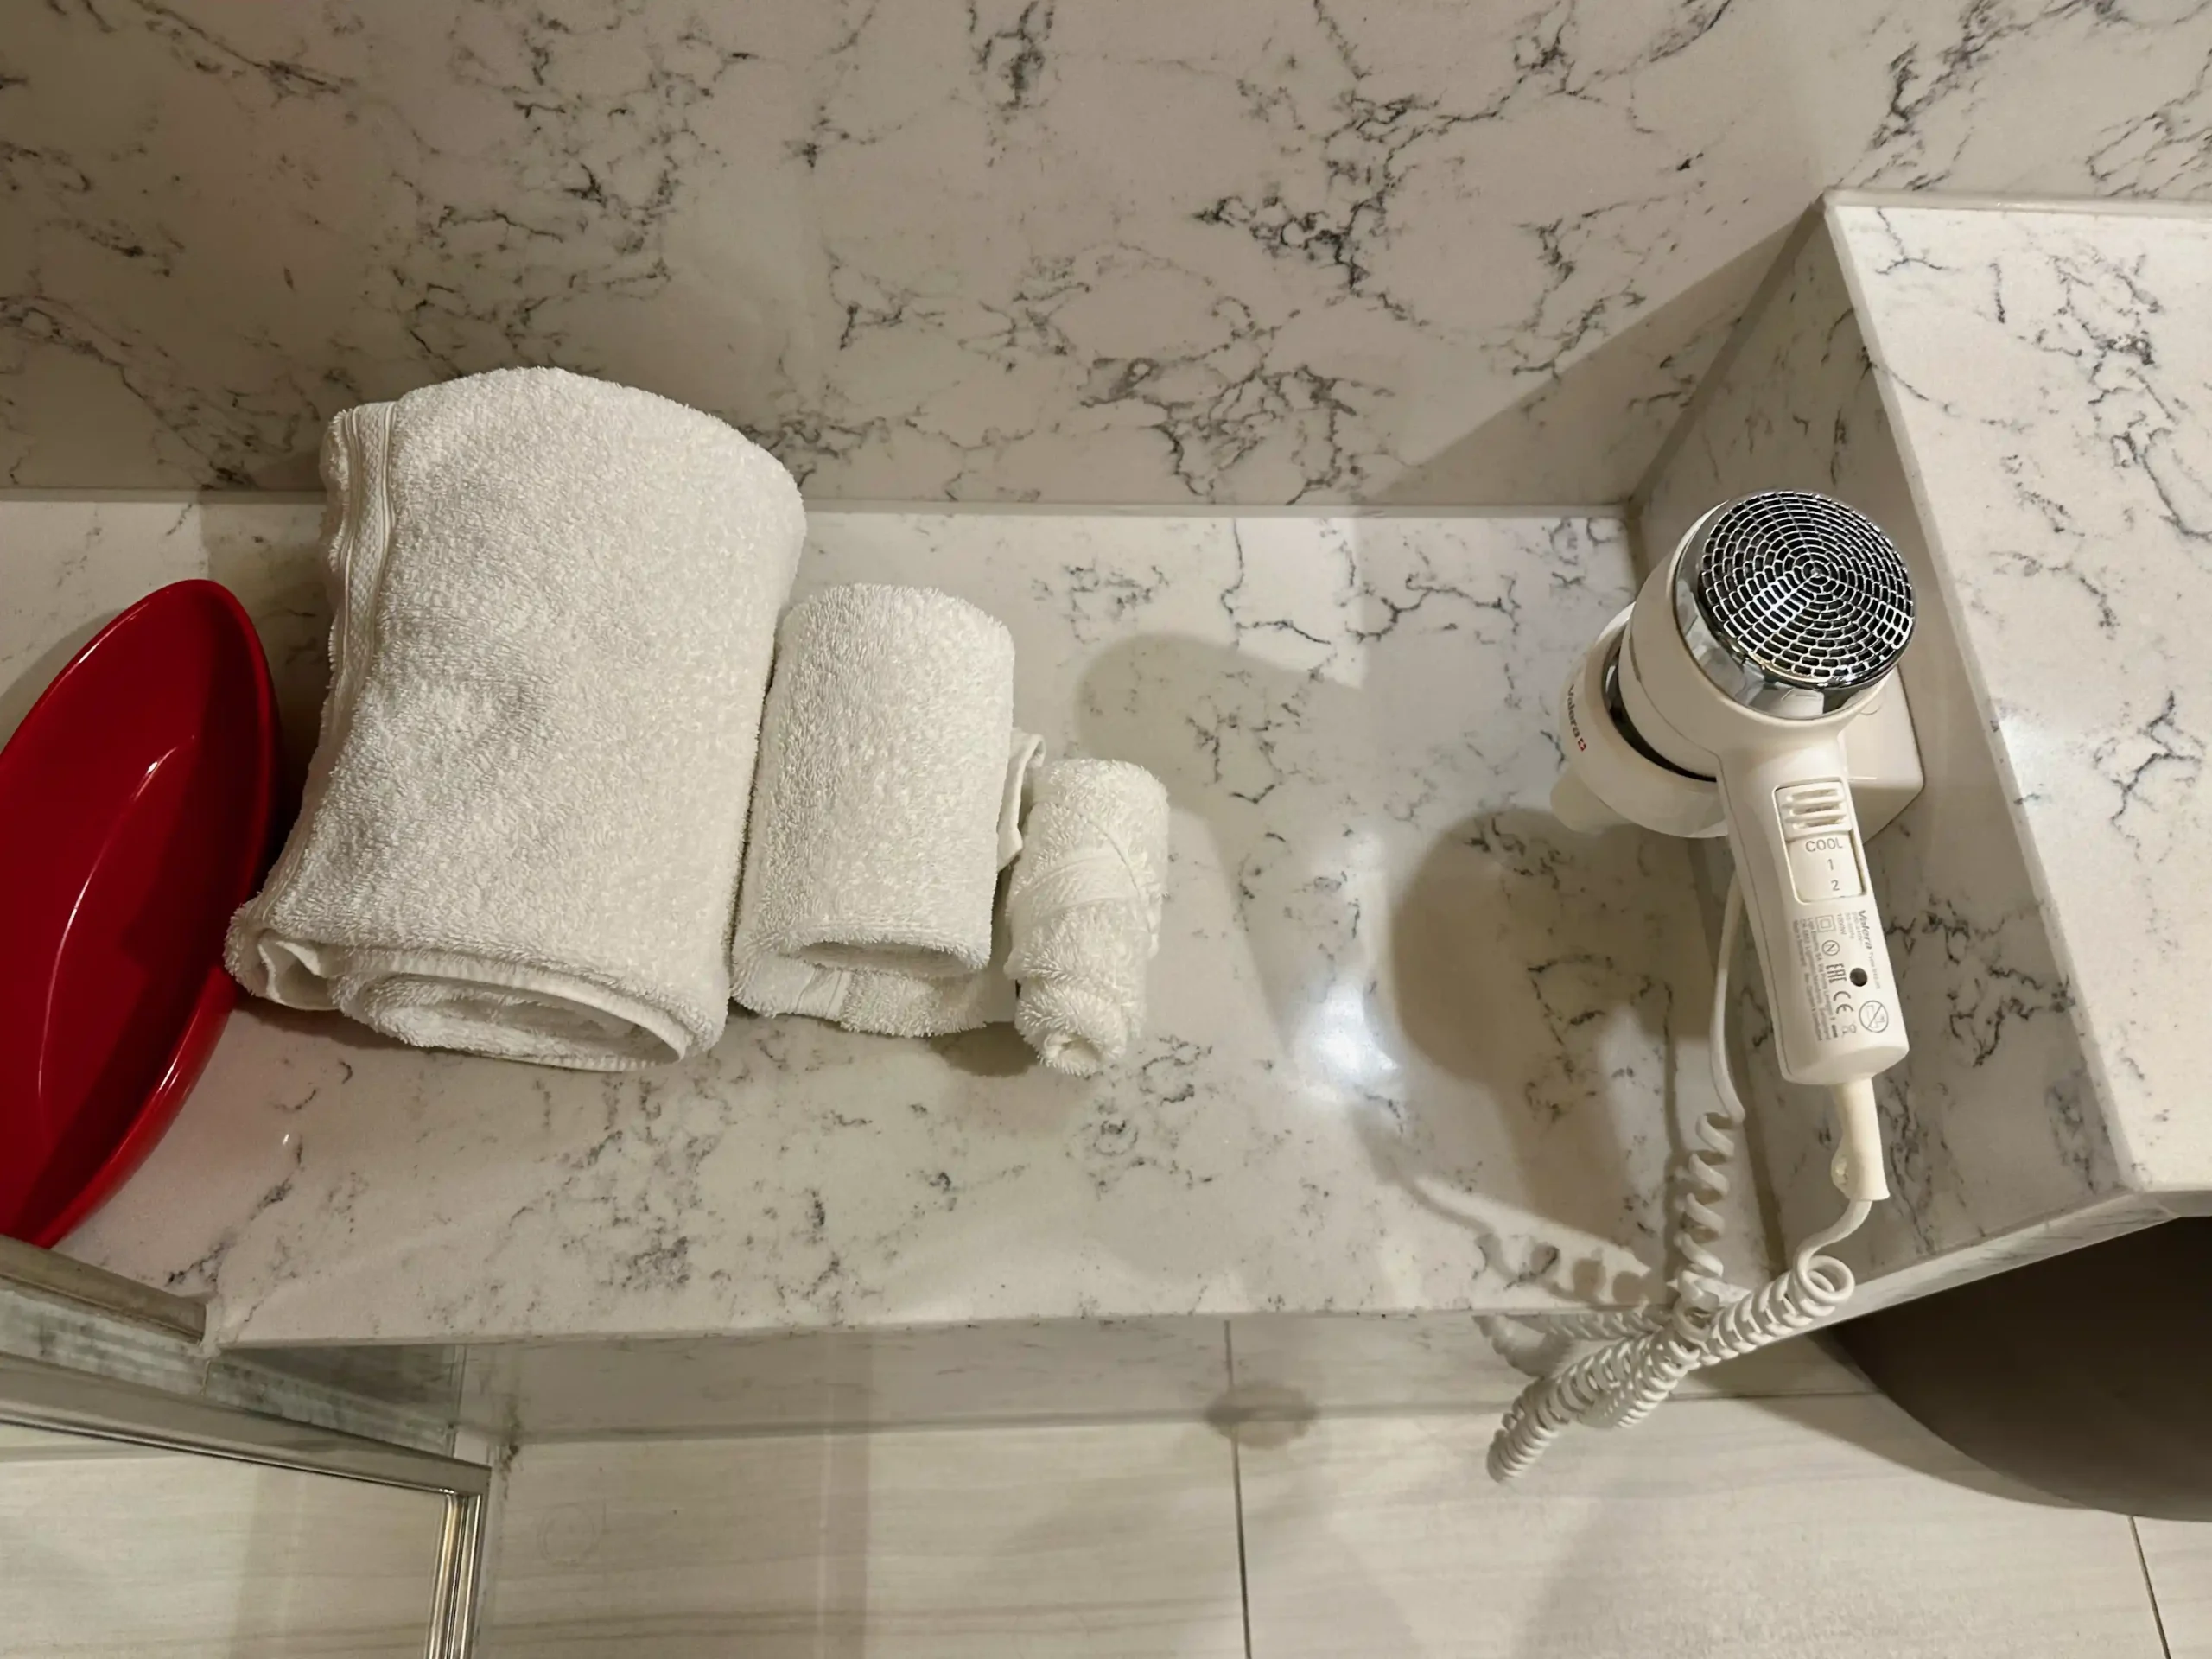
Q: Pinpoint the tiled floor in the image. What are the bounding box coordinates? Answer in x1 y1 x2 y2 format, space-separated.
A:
7 1378 2208 1657
0 1422 447 1656
488 1389 2211 1659
1241 1402 2164 1659
486 1423 1246 1657
2142 1519 2212 1659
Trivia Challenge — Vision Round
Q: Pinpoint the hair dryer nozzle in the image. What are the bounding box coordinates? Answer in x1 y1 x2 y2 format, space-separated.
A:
1677 492 1916 718
1550 767 1624 833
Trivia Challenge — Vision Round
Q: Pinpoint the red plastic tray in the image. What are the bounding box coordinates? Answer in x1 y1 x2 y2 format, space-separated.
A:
0 581 279 1246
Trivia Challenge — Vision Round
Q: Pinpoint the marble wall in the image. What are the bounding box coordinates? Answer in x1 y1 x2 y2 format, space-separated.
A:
6 0 2212 501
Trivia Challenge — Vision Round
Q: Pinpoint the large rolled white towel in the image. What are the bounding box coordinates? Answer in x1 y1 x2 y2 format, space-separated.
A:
226 367 804 1069
730 584 1022 1036
1006 760 1171 1076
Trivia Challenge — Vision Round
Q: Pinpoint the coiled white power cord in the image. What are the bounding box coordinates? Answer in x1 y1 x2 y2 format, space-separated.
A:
1486 876 1875 1483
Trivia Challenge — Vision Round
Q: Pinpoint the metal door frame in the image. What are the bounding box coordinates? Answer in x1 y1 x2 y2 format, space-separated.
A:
0 1239 493 1658
0 1350 491 1656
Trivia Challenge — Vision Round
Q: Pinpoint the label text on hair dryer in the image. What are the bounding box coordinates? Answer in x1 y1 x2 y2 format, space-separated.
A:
1789 910 1885 1043
1786 831 1866 901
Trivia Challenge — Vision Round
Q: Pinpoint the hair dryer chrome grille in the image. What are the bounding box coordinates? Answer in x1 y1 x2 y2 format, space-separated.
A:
1677 491 1916 715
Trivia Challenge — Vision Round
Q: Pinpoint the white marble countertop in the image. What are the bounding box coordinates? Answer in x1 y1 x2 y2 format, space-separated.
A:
10 500 1759 1345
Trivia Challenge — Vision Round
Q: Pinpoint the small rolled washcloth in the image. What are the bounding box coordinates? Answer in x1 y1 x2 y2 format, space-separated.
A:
1006 759 1171 1076
226 367 804 1070
729 584 1027 1037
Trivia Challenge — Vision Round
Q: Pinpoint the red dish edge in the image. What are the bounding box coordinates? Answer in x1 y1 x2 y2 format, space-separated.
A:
28 969 241 1248
21 581 281 1249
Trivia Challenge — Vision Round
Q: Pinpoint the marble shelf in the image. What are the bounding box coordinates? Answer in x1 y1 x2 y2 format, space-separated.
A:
6 499 1763 1353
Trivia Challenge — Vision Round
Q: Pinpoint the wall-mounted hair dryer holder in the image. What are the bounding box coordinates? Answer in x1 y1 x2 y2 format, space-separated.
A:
1554 601 1924 843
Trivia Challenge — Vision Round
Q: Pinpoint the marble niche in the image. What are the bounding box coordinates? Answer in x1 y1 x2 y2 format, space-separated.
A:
1638 194 2212 1313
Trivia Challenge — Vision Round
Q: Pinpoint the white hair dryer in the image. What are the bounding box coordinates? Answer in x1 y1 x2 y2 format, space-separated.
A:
1485 490 1922 1485
1551 490 1917 1202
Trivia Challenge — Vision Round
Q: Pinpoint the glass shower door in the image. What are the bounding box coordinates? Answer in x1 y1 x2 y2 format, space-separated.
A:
0 1240 489 1658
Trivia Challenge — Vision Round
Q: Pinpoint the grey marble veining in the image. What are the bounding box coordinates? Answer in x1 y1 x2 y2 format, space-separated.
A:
1637 194 2211 1312
1834 200 2212 1195
7 499 1764 1345
6 2 2212 501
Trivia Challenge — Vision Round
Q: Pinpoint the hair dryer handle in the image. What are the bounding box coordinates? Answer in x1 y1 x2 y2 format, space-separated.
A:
1718 738 1910 1091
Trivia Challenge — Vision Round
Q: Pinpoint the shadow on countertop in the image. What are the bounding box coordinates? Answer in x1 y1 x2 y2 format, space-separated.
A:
1076 626 1693 1313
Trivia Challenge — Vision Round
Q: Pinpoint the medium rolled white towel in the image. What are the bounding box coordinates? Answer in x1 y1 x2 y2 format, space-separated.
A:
1006 760 1170 1076
730 585 1021 1036
226 368 803 1069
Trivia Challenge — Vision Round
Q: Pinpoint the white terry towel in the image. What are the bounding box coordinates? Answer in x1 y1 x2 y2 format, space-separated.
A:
1006 760 1171 1076
226 367 804 1070
730 584 1024 1037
